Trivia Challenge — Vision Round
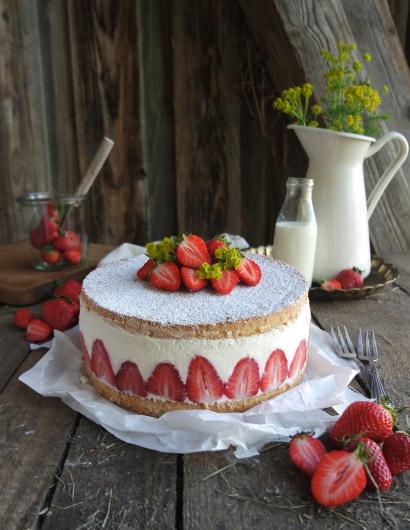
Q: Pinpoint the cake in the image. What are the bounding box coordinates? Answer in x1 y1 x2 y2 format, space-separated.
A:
79 251 310 417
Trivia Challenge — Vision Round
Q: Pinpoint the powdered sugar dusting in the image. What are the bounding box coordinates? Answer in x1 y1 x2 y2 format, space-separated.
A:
82 254 307 326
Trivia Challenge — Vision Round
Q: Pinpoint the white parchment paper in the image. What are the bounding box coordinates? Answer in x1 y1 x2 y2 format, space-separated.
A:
20 323 367 458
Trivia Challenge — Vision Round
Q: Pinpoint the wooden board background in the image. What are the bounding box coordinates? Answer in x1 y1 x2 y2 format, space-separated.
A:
1 0 410 252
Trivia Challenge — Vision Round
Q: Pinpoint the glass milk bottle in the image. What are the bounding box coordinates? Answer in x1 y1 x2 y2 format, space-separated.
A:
272 178 317 286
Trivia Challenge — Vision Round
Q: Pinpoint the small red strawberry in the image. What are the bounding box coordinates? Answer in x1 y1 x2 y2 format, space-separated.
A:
42 298 76 331
136 258 156 281
176 234 211 268
210 269 239 295
206 237 227 259
311 447 368 507
320 279 342 291
289 433 327 476
26 319 52 342
91 339 116 387
336 268 364 289
63 248 82 265
347 437 392 491
41 247 62 264
224 357 259 399
186 356 224 403
116 361 147 397
329 401 394 445
29 228 46 249
53 231 81 251
47 203 59 222
181 266 207 292
150 262 181 292
54 279 82 304
260 349 288 392
288 339 308 379
13 308 35 329
80 332 91 369
147 363 186 402
382 431 410 476
235 257 261 286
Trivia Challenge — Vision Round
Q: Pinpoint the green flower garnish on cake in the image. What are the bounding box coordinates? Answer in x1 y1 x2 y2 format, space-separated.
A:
146 236 178 263
197 263 223 280
214 247 243 270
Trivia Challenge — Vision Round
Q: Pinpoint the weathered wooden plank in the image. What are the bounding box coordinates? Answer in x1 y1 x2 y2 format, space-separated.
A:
0 305 32 393
0 0 52 244
0 348 78 530
43 418 178 530
136 0 177 241
172 0 242 239
67 0 151 245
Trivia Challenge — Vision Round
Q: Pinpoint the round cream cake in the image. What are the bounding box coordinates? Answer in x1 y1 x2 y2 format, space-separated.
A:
79 253 310 417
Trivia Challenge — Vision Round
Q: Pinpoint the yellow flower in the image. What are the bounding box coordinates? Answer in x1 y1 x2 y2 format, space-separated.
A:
308 120 319 128
383 84 389 94
311 104 322 116
350 43 357 51
353 61 362 72
363 53 372 62
346 114 354 125
273 97 283 110
345 94 353 106
302 83 313 97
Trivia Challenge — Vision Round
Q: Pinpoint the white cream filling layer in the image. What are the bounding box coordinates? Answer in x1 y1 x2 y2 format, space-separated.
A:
79 301 311 386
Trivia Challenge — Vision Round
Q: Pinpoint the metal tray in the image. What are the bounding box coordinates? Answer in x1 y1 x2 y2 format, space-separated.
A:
248 246 399 300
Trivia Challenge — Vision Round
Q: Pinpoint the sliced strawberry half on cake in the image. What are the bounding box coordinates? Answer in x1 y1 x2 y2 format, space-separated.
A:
235 257 261 286
80 332 91 369
116 361 147 397
136 258 156 281
260 349 288 392
288 339 308 379
181 266 207 292
186 356 224 403
176 234 211 268
150 262 181 292
147 363 186 402
210 269 239 295
91 339 117 387
224 357 259 399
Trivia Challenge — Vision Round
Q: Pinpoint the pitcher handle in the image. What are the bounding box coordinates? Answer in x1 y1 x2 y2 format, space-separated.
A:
365 131 408 220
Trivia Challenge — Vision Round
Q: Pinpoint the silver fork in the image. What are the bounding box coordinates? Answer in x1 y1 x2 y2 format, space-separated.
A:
330 325 371 395
357 329 387 401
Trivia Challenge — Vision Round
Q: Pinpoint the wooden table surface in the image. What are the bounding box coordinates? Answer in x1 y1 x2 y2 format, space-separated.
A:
1 254 410 530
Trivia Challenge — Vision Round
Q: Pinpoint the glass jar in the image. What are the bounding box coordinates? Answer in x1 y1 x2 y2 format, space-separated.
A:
16 192 88 271
272 178 317 286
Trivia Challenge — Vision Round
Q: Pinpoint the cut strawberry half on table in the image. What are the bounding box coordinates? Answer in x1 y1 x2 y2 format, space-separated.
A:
311 449 367 507
136 258 156 281
289 433 327 477
91 339 116 387
235 257 261 286
150 262 181 291
260 349 288 392
224 357 259 399
210 269 239 295
116 361 147 397
320 279 342 291
176 234 211 268
186 355 224 403
14 308 35 330
181 266 207 292
25 319 52 342
288 339 307 379
80 332 91 369
147 363 186 402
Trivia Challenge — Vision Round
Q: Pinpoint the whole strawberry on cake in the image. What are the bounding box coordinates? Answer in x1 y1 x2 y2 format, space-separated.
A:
79 234 310 417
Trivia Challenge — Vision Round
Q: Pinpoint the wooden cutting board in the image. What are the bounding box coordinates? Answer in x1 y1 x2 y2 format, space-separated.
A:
0 241 114 305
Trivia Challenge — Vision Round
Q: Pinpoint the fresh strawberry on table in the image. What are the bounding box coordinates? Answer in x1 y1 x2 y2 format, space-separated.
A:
54 279 82 304
320 279 342 291
42 298 76 331
347 436 392 491
311 446 368 507
26 319 52 342
329 400 395 445
336 267 364 289
13 308 34 329
289 432 327 477
177 234 211 268
382 430 410 476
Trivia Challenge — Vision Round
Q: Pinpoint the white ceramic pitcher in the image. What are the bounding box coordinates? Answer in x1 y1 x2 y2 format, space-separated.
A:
288 124 409 282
